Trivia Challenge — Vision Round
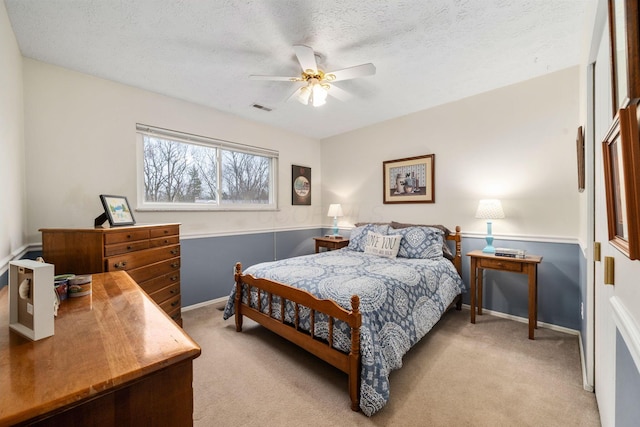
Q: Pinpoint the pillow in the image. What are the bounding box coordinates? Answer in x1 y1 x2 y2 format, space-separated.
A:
394 226 444 259
390 221 455 261
348 224 390 252
364 231 402 258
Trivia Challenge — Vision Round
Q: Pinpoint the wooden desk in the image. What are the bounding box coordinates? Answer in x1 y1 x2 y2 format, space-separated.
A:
467 250 543 339
0 271 201 426
314 236 349 253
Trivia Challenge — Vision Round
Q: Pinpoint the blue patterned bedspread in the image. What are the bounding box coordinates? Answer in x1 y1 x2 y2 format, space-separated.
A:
223 249 465 416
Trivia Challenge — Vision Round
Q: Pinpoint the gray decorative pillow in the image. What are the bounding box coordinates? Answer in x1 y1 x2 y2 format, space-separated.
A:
348 224 390 252
395 226 444 259
390 221 454 261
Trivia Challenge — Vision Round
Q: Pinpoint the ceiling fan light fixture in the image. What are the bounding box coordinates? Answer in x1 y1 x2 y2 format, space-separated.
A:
311 83 328 107
297 85 310 105
297 78 328 107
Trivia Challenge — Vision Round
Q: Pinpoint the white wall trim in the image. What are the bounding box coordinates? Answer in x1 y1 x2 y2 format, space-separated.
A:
0 244 33 276
181 224 323 240
610 296 640 375
579 332 595 392
461 303 579 335
182 296 227 312
462 231 579 245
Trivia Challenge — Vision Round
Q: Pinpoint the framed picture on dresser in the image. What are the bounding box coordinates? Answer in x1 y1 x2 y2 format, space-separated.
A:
99 194 135 226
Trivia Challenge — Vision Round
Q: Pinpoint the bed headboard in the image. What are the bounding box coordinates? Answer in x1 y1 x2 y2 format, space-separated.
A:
445 225 462 274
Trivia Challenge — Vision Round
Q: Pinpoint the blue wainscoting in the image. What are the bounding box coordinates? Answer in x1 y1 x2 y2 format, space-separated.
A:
180 228 321 306
616 330 640 427
2 230 582 332
181 229 582 331
460 237 581 331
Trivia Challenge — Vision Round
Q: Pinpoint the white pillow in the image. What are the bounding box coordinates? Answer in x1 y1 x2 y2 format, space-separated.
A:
364 231 402 258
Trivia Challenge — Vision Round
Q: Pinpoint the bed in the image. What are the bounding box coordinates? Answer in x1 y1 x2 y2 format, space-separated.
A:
222 222 465 416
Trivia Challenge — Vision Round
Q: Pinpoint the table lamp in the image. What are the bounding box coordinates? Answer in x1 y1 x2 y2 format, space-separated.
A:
327 204 343 237
475 199 505 253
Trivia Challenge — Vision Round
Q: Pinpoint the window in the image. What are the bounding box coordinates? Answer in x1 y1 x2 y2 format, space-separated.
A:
136 124 278 210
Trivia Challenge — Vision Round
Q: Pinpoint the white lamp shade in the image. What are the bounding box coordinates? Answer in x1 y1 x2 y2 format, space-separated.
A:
327 204 343 217
475 199 505 219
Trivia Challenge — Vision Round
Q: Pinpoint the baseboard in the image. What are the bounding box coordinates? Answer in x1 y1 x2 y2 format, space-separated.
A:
460 303 579 336
182 296 228 312
578 332 594 392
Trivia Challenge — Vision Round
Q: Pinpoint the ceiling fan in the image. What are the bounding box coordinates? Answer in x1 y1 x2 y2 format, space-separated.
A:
249 45 376 107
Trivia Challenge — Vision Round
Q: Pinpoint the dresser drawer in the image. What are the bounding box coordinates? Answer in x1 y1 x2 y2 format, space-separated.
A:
168 307 182 325
149 282 181 305
478 257 523 272
160 294 181 313
106 245 180 271
127 257 181 284
104 240 150 257
104 229 150 245
149 235 180 248
139 271 180 295
150 225 179 239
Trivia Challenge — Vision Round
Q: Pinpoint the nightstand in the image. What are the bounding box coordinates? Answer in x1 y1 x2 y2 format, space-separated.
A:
314 236 349 253
467 250 543 339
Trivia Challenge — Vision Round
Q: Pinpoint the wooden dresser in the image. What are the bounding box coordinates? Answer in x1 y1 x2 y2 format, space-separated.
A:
0 271 200 426
40 223 182 325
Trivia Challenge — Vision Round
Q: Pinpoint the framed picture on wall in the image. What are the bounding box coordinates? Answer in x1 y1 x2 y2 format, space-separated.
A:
383 154 435 204
292 165 311 205
576 126 585 192
608 0 640 116
602 104 640 259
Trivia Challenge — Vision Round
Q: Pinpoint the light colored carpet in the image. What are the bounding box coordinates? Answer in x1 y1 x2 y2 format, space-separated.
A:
182 304 600 427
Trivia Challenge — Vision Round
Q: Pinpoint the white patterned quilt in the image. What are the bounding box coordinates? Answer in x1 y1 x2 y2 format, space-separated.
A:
223 249 465 416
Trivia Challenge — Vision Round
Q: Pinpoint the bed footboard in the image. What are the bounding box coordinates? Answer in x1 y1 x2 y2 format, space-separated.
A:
233 262 363 411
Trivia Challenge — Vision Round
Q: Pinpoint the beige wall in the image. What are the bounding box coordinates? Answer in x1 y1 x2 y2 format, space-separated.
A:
0 2 25 267
22 59 323 242
321 67 580 241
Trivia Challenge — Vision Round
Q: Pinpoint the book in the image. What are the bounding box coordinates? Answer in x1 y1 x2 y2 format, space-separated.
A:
494 248 526 258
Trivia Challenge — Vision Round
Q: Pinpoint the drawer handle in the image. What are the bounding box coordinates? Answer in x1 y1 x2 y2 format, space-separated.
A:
114 261 127 269
127 234 132 239
170 249 179 255
164 239 169 244
497 263 504 267
170 275 178 281
171 300 179 307
171 262 179 268
127 245 132 250
164 230 169 234
170 289 177 294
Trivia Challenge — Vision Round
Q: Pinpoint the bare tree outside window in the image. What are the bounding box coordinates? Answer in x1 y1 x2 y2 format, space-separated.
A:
140 132 274 208
221 150 270 204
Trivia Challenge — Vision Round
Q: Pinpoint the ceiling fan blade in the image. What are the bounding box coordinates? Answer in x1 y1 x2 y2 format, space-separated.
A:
326 84 352 102
325 63 376 82
286 86 304 102
293 45 318 74
249 75 299 81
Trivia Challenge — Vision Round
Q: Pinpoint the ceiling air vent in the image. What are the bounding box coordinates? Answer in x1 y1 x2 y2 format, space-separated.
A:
252 103 272 112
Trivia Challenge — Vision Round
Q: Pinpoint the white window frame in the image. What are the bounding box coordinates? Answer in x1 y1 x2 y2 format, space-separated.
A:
136 124 278 211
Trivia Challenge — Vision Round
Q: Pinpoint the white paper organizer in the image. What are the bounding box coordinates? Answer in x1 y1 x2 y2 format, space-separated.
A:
8 259 55 341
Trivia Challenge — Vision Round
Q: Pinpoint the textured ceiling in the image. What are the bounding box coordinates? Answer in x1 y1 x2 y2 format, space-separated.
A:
5 0 590 139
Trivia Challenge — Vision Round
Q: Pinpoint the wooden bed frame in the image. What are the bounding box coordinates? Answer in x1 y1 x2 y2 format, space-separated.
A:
233 226 462 412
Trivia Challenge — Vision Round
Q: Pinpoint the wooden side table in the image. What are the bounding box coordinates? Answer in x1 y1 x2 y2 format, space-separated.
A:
467 250 543 339
314 236 349 253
